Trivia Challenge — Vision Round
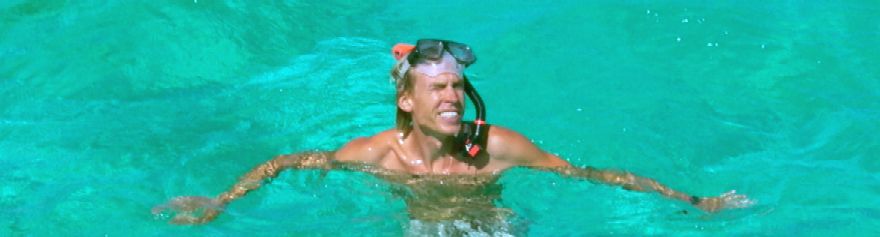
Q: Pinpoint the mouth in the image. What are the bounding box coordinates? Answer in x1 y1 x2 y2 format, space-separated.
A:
437 111 461 123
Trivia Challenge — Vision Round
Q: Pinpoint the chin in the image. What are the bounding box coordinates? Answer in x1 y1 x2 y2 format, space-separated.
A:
437 124 462 136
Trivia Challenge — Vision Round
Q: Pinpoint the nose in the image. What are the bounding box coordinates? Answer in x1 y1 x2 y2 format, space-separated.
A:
439 85 459 103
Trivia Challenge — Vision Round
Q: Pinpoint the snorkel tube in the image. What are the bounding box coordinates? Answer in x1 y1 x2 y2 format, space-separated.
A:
457 75 488 158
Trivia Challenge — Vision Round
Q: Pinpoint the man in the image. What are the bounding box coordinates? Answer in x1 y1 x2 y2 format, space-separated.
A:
155 39 752 227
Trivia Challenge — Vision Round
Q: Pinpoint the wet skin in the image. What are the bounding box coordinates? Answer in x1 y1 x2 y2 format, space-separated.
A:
154 72 754 224
337 161 508 222
154 146 753 224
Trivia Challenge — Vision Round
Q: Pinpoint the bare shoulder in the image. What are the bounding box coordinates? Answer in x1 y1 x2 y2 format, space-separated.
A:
485 125 534 159
334 129 396 164
486 125 570 168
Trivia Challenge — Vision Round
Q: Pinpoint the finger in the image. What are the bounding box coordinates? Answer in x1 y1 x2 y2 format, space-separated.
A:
723 194 746 202
171 213 198 224
151 205 167 215
170 197 192 207
727 197 756 209
721 190 737 197
172 196 207 205
730 201 750 208
740 198 757 207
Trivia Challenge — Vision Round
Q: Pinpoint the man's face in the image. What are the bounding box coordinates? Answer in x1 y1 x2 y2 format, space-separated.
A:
402 72 465 137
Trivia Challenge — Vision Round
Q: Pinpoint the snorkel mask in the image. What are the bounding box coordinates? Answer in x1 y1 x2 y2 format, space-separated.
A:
392 39 488 158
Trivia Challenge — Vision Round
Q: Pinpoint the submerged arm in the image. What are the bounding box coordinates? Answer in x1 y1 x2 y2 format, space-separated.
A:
536 166 752 212
156 133 390 224
216 151 334 205
155 151 334 224
543 166 694 201
487 126 752 212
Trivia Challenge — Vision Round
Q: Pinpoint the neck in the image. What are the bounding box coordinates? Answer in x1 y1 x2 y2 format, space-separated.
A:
402 127 458 171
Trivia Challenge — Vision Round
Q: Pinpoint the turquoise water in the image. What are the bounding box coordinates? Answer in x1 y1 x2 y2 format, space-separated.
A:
2 0 879 235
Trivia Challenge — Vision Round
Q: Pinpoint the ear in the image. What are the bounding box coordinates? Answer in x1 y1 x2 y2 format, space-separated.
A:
398 92 413 112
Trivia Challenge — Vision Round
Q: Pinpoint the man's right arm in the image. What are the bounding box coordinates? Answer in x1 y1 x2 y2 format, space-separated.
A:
220 134 389 207
154 152 334 224
157 133 389 224
215 152 334 205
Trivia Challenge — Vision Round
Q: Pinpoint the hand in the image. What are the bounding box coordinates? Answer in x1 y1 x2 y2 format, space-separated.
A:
152 196 224 224
694 190 755 212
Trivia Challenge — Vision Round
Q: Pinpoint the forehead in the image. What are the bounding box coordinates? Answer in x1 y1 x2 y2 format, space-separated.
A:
412 72 462 85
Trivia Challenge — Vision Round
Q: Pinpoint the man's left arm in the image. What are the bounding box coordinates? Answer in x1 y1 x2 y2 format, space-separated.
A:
535 166 752 212
489 126 753 212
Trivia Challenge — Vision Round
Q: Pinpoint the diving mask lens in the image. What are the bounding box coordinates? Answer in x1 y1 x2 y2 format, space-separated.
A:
396 39 477 78
446 42 475 65
411 39 476 66
415 39 445 61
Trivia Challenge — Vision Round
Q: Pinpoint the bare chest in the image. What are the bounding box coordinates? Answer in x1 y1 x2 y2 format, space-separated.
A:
376 151 510 175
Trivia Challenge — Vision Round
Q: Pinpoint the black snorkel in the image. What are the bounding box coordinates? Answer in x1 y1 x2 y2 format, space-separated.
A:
456 75 488 158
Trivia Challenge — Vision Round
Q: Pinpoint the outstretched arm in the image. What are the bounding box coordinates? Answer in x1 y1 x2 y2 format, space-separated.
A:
487 126 752 212
535 166 753 212
154 151 334 224
216 152 333 205
155 134 389 225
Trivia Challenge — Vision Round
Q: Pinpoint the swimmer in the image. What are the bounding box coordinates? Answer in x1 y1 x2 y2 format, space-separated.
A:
154 39 754 226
